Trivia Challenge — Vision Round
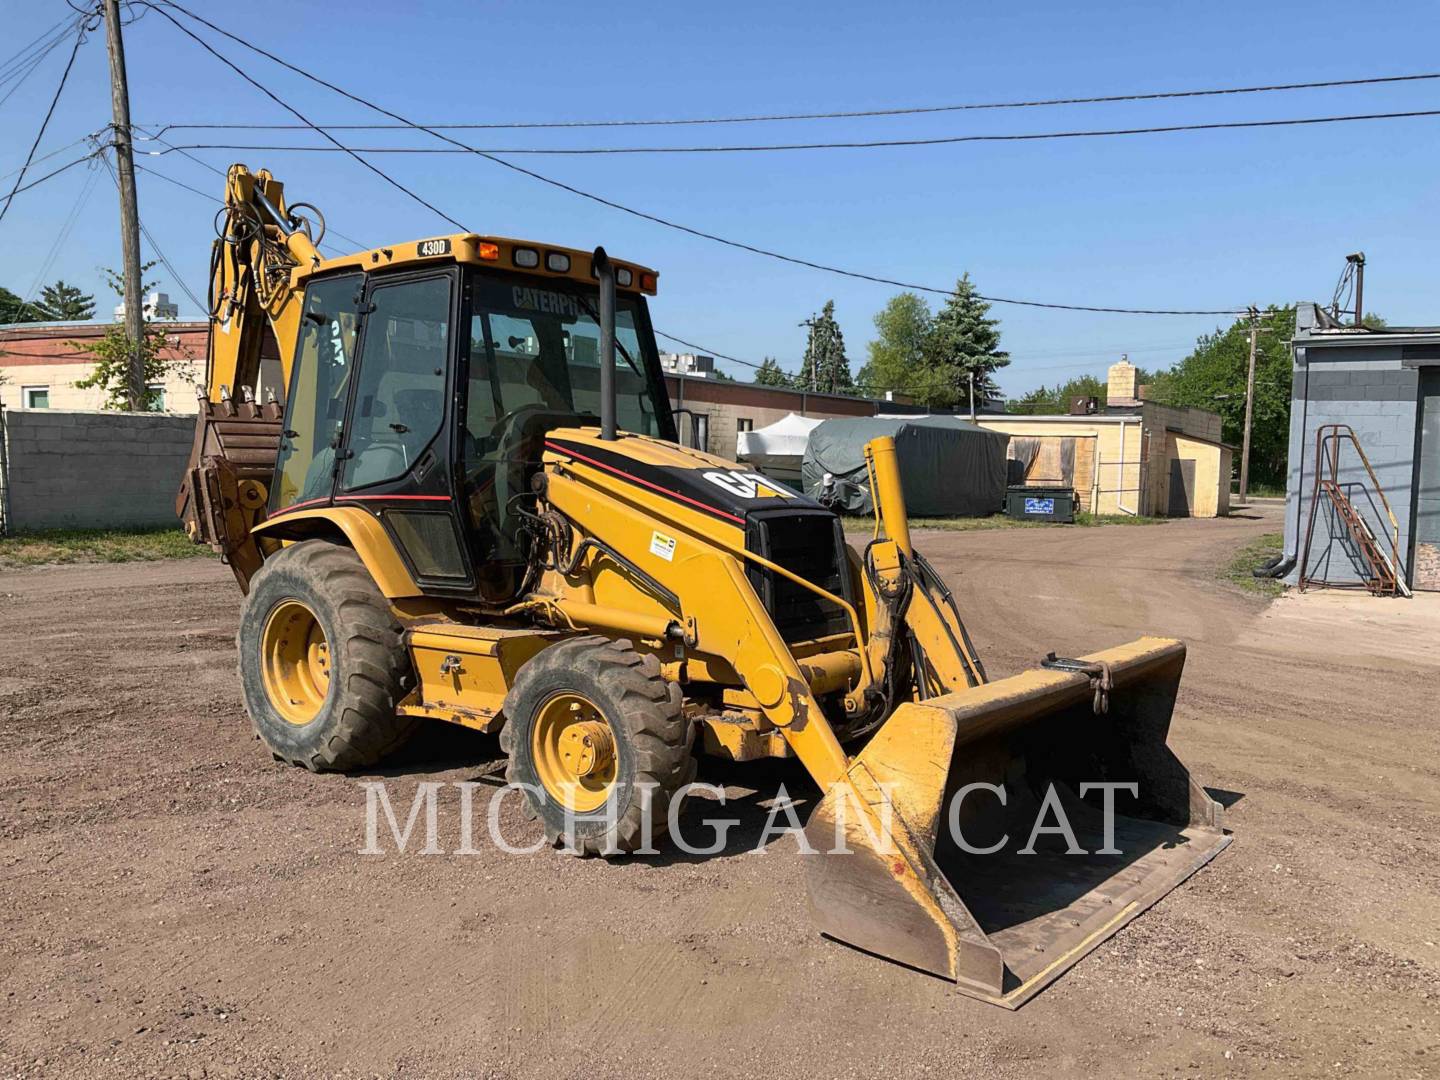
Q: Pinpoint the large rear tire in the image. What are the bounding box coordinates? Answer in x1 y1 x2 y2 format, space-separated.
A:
500 636 693 854
239 540 417 771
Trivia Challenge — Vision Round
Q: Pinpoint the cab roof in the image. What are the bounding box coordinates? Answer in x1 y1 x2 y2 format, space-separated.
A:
295 233 659 295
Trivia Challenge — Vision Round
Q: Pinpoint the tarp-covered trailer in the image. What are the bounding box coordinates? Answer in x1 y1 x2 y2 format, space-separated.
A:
802 416 1010 516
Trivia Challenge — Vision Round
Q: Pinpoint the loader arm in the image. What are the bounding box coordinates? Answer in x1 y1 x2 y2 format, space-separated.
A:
542 426 1226 1004
175 165 321 589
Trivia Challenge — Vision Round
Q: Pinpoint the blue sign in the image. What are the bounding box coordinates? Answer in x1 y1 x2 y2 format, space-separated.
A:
1025 497 1056 515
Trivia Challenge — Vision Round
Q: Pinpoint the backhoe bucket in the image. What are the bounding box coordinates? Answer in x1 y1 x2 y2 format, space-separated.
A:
803 636 1229 1009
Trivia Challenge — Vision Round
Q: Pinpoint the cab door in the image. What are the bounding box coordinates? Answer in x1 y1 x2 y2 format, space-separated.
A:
335 268 475 592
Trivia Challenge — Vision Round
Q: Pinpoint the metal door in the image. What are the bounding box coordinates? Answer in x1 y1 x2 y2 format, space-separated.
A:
1415 369 1440 590
1168 458 1195 517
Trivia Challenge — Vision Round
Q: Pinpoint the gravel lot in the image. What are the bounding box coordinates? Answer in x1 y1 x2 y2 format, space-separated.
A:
2 504 1436 1078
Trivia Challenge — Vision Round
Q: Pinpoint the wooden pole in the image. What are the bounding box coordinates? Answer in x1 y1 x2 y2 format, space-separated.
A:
102 0 146 411
1239 306 1259 503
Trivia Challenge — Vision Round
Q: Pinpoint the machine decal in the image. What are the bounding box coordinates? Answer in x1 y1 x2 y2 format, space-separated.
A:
649 530 677 561
545 437 827 525
511 286 581 318
701 470 794 501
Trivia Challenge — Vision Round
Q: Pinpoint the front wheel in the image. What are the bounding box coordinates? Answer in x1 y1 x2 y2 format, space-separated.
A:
500 636 693 854
238 540 417 771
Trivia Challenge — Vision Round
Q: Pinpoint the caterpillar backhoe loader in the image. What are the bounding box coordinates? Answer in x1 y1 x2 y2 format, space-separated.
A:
178 165 1229 1008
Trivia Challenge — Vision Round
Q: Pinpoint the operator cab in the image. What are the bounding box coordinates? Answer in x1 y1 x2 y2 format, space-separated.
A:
269 239 675 602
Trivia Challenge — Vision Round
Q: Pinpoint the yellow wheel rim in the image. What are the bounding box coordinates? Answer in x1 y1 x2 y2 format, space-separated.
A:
260 599 331 726
530 692 618 813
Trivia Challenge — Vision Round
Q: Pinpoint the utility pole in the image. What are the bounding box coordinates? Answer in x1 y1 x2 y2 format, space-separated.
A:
1239 305 1265 504
102 0 146 411
968 368 976 421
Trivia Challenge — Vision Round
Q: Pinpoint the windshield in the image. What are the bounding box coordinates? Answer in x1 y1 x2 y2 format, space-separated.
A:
460 270 672 598
464 272 671 443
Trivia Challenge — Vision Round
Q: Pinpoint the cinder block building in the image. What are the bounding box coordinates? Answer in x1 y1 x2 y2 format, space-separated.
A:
1279 304 1440 592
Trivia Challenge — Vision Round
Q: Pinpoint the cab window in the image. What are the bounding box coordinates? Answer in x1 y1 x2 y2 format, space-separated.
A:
272 275 360 512
342 276 451 490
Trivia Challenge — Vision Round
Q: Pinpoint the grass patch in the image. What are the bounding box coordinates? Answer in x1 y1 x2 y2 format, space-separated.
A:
0 527 209 569
845 511 1166 532
1222 531 1285 597
1234 481 1286 499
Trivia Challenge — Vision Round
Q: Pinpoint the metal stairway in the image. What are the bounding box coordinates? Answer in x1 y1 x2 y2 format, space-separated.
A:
1299 424 1409 597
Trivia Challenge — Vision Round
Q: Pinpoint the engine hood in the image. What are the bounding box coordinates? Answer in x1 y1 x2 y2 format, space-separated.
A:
543 428 828 526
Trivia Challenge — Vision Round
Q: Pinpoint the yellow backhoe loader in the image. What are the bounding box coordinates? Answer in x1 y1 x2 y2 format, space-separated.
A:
178 165 1229 1008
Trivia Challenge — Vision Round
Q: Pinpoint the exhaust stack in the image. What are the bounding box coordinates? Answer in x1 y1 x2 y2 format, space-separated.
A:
593 246 617 441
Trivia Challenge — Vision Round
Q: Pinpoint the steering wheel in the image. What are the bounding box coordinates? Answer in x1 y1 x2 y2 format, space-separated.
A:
478 403 557 532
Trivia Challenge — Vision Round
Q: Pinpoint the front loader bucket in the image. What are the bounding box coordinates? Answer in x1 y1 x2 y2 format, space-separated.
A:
803 637 1229 1009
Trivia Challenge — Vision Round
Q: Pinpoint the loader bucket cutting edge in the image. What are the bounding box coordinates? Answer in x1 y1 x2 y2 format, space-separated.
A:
802 636 1230 1009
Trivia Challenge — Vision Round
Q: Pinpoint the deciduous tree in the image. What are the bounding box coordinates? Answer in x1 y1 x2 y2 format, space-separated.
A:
857 292 931 398
1149 305 1296 486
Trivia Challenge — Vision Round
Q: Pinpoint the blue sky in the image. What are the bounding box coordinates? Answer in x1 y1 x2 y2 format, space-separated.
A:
2 0 1438 397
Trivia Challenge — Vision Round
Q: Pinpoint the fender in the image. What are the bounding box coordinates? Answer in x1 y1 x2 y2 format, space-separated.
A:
251 506 421 597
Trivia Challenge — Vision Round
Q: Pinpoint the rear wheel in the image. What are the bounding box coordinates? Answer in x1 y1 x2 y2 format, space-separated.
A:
239 540 417 771
500 636 693 854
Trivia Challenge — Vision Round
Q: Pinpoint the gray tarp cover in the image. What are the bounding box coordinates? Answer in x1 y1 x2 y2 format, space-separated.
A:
801 416 1010 516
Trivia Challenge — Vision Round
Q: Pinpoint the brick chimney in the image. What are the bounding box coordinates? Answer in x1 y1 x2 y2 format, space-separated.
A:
1107 356 1139 405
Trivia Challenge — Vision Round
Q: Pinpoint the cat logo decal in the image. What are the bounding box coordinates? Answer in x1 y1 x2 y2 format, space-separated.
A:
701 470 793 500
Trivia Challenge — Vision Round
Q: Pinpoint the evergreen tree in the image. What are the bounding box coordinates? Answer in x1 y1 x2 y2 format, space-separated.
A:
753 356 791 387
924 274 1010 414
798 300 853 394
0 286 46 324
37 280 95 321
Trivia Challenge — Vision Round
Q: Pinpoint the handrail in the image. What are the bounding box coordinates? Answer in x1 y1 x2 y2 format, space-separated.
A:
1323 424 1400 559
1299 423 1404 594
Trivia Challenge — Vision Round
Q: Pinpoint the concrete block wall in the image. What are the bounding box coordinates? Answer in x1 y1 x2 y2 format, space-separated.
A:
1281 346 1419 587
1 409 194 531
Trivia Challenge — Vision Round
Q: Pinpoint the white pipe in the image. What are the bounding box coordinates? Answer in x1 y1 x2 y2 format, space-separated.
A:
1116 418 1137 515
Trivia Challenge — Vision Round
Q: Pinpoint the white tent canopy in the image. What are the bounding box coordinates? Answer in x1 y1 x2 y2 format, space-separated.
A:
743 411 823 463
736 412 824 480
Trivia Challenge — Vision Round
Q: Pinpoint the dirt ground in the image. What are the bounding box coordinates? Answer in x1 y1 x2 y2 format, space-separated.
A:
2 504 1436 1078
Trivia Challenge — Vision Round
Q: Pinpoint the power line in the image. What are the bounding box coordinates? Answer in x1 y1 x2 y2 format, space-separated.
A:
139 70 1440 132
131 122 227 177
0 14 79 96
149 2 1246 317
654 328 1196 393
0 14 76 77
22 155 104 305
656 328 944 396
131 158 214 199
130 158 370 252
99 149 207 315
0 20 91 227
1 152 101 201
157 107 1440 156
147 5 466 231
0 129 105 183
